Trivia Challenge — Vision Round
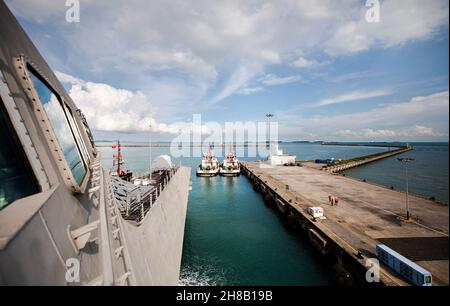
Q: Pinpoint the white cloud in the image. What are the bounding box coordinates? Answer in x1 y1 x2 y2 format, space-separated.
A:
413 125 444 137
125 49 218 81
280 91 449 140
364 129 396 138
5 0 68 23
334 125 446 140
291 57 328 69
259 50 281 64
237 86 264 95
7 0 448 109
208 63 263 104
55 69 450 140
324 0 449 55
314 89 394 107
56 71 224 135
335 129 398 139
330 70 386 83
234 73 302 97
56 71 155 132
261 74 302 86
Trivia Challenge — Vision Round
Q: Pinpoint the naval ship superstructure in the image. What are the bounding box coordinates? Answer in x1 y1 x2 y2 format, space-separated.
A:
0 1 191 285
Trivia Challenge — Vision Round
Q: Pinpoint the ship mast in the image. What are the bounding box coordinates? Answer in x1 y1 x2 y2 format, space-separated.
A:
208 143 212 161
117 140 121 176
228 143 233 160
113 140 123 176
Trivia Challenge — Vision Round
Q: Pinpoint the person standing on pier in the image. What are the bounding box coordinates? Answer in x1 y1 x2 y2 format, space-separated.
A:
328 195 339 206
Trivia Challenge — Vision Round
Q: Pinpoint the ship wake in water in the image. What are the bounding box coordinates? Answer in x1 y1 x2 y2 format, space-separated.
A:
179 256 227 286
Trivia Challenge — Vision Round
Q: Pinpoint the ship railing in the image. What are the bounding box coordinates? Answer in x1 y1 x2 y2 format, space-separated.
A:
88 159 180 285
83 154 123 286
98 161 115 285
115 166 180 224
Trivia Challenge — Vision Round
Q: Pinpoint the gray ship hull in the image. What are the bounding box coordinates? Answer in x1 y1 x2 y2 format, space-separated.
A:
0 1 190 285
116 167 190 285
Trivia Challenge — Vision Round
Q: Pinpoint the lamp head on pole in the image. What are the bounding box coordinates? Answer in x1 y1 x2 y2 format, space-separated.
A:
397 157 415 163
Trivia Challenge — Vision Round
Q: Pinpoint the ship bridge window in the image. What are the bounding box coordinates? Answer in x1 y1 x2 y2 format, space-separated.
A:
27 68 87 185
0 101 40 210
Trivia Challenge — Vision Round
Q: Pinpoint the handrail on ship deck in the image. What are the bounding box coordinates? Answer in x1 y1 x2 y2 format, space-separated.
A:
93 164 181 286
112 166 180 224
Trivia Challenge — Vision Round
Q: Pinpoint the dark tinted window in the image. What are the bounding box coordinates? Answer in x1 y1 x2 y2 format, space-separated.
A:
0 101 39 209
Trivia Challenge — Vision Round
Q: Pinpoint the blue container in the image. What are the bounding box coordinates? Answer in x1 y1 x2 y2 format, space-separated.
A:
376 244 432 286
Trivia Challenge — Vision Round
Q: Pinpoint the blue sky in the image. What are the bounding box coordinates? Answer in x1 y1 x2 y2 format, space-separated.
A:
6 0 449 141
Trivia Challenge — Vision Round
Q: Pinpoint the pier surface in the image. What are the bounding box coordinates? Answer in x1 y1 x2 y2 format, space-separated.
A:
242 162 449 286
321 146 412 173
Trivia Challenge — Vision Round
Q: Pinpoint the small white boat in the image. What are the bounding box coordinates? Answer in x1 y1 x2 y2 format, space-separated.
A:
220 146 241 176
196 144 220 177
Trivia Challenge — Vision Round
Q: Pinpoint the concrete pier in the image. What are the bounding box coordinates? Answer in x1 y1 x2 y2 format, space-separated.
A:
321 146 413 173
242 162 449 286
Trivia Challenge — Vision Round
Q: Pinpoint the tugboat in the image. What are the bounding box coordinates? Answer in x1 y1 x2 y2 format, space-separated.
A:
196 144 220 177
220 145 241 176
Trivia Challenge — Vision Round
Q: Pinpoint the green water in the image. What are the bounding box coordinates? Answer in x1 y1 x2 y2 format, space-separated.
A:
180 176 331 285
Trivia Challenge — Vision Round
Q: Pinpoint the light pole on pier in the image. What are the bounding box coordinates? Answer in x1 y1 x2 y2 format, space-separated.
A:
266 113 274 154
149 123 152 180
398 157 415 220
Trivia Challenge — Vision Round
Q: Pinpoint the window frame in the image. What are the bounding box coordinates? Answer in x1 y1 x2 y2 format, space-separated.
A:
76 108 97 157
0 97 41 209
0 67 50 191
63 102 91 165
14 56 90 193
